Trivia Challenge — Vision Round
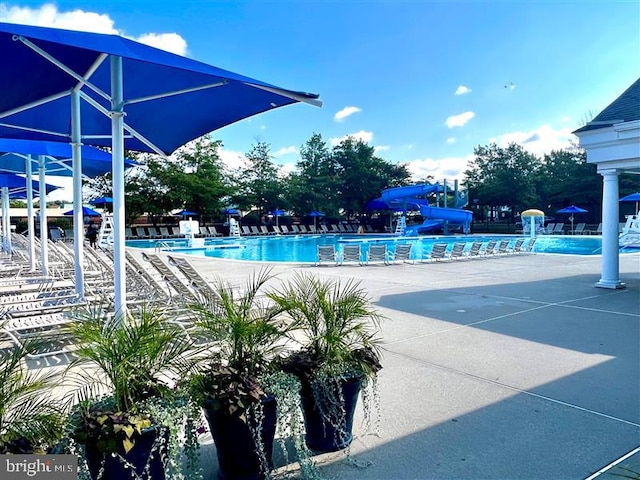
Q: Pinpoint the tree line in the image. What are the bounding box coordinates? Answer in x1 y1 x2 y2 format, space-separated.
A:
73 133 639 226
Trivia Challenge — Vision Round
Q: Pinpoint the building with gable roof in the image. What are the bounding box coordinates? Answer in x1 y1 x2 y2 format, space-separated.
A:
574 78 640 289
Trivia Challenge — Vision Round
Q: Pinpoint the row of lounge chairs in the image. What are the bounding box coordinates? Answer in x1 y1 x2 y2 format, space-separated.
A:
541 223 612 235
0 234 204 359
241 223 374 236
316 238 537 266
125 225 223 240
125 223 376 239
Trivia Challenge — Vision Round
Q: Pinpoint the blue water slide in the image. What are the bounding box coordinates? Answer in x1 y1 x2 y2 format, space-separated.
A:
380 184 472 235
381 184 440 201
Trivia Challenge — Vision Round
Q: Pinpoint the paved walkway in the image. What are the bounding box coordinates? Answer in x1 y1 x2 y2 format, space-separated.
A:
188 251 639 480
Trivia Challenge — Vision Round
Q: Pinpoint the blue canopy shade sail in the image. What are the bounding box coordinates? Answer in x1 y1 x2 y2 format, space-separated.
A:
308 210 325 217
64 206 101 217
0 139 137 178
269 209 286 216
0 21 321 316
0 172 60 195
222 207 240 215
0 22 321 155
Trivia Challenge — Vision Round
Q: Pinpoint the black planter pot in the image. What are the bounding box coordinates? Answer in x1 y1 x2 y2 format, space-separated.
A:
84 426 168 480
299 375 362 453
203 396 277 480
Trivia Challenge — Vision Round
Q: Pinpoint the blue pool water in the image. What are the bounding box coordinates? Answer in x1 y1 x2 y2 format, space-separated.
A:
126 234 608 262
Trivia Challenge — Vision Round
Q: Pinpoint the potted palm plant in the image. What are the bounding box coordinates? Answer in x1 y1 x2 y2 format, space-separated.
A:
187 268 297 480
63 304 204 480
268 272 384 453
0 334 65 454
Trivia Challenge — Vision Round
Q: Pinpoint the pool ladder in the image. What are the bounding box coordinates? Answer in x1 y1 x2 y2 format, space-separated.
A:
155 241 172 253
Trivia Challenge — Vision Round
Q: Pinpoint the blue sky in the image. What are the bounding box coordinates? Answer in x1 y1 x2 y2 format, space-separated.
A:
1 0 639 201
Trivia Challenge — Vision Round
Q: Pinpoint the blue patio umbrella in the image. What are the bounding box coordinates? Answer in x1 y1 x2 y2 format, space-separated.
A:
0 22 321 315
176 210 197 217
308 210 325 229
620 192 640 212
222 207 240 225
269 209 286 227
63 206 102 217
90 196 114 204
557 205 588 234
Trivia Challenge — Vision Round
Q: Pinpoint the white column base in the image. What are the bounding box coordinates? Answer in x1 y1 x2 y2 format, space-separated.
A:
595 279 626 289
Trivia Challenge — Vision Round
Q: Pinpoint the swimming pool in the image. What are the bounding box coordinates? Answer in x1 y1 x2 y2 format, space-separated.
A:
126 234 608 262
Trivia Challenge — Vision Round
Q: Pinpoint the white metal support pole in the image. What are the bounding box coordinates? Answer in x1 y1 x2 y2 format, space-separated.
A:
71 90 86 298
597 169 625 289
38 155 48 276
111 56 127 317
25 154 36 270
1 187 9 253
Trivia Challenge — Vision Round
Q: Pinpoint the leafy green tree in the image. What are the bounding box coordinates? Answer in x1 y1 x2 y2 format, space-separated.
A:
331 137 411 217
230 140 283 221
287 133 341 216
535 148 601 216
463 143 539 220
150 136 230 222
88 138 231 225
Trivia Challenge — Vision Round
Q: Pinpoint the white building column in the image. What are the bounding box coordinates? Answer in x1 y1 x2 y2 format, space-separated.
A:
596 168 625 289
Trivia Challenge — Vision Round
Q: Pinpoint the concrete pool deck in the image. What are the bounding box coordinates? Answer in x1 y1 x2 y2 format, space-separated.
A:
186 250 640 480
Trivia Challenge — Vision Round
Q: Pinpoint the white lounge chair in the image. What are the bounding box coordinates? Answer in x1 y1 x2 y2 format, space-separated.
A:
316 245 338 266
341 245 363 265
366 244 390 265
423 243 447 262
390 244 413 264
449 242 466 260
467 242 484 258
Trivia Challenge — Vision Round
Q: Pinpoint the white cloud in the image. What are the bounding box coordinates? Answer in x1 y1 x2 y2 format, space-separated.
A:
445 111 475 128
218 147 245 171
136 33 188 56
334 106 362 122
406 155 473 182
446 137 456 144
274 146 297 157
278 162 297 176
0 3 188 55
455 85 471 95
374 145 390 153
489 124 575 157
330 130 373 146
